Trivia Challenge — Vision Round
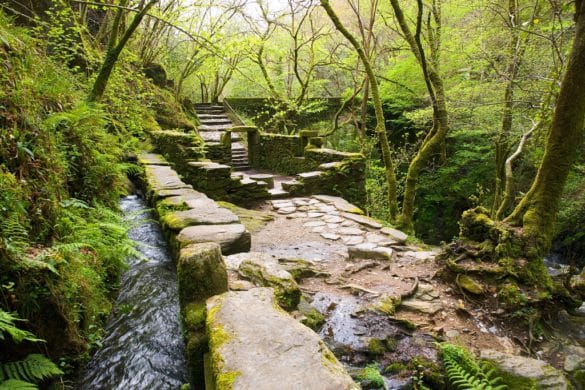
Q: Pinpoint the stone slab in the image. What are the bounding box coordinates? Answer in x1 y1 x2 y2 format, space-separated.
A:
341 212 383 229
380 227 408 244
138 152 170 166
162 207 240 230
206 288 359 390
176 224 251 255
348 244 393 261
312 195 364 215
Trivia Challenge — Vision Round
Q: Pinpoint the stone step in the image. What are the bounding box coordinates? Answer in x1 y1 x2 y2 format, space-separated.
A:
234 165 251 171
197 114 229 120
194 104 223 110
281 179 302 191
206 288 358 390
268 188 290 198
199 124 232 131
199 119 232 125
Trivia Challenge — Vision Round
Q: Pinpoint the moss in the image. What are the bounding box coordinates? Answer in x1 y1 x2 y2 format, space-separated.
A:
519 258 553 290
177 243 228 306
207 300 240 390
408 356 445 388
356 364 385 389
368 338 386 356
459 207 497 242
183 302 206 331
480 360 538 389
572 369 585 389
384 337 398 352
298 298 325 330
456 274 484 294
376 295 401 316
384 362 406 374
238 261 301 310
498 283 528 307
216 201 273 233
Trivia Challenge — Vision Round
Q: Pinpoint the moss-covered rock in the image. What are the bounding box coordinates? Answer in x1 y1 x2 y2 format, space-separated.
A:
238 255 301 311
298 297 325 330
456 274 484 294
356 364 385 389
480 349 572 389
178 242 228 306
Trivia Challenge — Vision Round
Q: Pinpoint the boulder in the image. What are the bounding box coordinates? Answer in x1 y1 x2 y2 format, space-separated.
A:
176 224 251 255
480 350 571 389
206 288 359 390
238 253 301 310
178 242 228 307
456 274 484 295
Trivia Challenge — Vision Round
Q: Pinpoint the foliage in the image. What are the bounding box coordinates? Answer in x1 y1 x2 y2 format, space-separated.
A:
440 343 507 390
356 363 386 389
0 354 63 386
0 310 62 389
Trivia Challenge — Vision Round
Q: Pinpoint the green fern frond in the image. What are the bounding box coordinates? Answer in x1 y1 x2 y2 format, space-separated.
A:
1 215 28 255
0 379 38 390
440 343 508 390
0 355 63 384
0 311 43 344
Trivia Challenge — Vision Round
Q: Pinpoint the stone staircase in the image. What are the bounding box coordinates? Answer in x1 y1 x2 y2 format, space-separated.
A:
194 103 249 169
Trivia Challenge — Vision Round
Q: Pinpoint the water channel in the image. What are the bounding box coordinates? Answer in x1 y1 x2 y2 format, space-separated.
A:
81 195 187 389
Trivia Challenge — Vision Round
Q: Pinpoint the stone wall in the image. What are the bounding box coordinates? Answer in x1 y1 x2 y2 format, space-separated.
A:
247 128 366 206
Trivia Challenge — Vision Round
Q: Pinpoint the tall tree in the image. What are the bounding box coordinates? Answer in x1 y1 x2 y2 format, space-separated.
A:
504 0 585 255
388 0 449 232
321 0 399 219
88 0 158 102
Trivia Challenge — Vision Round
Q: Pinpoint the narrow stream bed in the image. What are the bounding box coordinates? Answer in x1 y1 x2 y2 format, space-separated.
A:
81 195 188 389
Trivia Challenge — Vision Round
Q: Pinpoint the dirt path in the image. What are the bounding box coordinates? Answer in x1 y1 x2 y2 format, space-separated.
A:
228 195 518 385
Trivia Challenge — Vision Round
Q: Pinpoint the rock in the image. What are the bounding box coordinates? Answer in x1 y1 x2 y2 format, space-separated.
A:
341 213 383 229
445 330 460 338
480 350 571 389
321 233 341 241
229 280 255 291
348 244 393 261
206 288 358 390
563 345 585 372
308 212 325 218
342 235 364 246
380 227 408 244
324 216 345 224
176 224 251 255
400 298 443 315
339 227 364 236
456 274 484 294
238 253 301 310
161 207 239 230
401 251 437 262
365 232 395 245
278 207 297 215
138 152 170 166
178 242 228 306
304 220 326 227
312 195 364 215
298 297 326 330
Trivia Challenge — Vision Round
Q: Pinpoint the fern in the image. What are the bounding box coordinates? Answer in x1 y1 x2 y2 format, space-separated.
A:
1 215 28 256
0 379 37 390
441 344 507 390
0 355 63 385
0 311 42 344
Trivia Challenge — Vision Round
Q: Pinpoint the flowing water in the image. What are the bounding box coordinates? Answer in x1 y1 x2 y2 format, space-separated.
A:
81 195 188 389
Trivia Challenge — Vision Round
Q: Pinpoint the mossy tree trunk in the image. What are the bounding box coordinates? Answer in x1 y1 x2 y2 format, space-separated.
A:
389 0 449 232
87 0 158 102
504 0 585 255
321 0 399 219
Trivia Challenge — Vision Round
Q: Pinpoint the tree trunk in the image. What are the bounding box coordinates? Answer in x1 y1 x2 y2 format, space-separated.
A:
505 0 585 255
87 0 158 102
321 0 399 219
390 0 449 232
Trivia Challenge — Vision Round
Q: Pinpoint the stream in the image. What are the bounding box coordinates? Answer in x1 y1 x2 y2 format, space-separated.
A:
81 195 188 389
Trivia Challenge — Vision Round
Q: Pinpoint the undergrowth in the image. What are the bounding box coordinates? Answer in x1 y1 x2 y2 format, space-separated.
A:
440 343 507 390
